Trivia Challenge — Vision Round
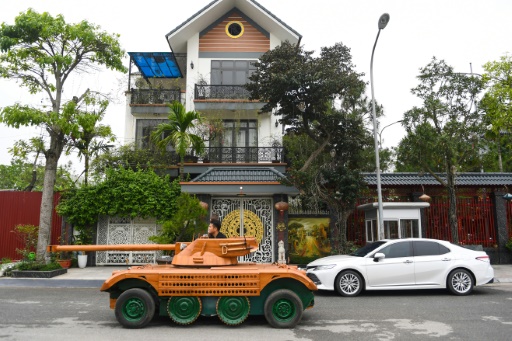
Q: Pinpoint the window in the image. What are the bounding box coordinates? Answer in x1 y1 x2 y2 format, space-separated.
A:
211 60 256 85
379 241 412 258
226 21 244 38
136 119 173 151
400 219 420 238
413 241 450 256
366 220 377 242
384 220 399 239
210 120 258 162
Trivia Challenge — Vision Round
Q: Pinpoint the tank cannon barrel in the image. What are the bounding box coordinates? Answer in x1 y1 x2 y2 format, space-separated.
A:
47 244 178 253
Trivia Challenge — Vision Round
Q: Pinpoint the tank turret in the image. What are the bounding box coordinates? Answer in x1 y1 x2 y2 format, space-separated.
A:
47 237 316 329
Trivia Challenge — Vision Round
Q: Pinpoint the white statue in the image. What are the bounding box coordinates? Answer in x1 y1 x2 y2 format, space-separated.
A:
278 240 286 264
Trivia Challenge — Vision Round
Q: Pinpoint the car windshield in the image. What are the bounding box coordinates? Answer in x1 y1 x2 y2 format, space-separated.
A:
350 241 387 257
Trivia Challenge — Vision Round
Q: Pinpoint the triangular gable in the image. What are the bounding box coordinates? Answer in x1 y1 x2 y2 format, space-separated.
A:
166 0 301 53
199 8 270 53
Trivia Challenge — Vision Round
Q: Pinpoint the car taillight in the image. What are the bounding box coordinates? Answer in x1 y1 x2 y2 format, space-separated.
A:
476 255 490 262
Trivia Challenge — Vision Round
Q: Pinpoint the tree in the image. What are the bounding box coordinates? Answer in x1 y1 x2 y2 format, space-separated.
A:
247 41 376 251
68 95 115 185
151 101 205 180
395 57 485 244
247 41 367 171
0 9 126 260
480 54 512 172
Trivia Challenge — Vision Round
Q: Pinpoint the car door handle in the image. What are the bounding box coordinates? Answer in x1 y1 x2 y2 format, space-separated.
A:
442 258 451 261
403 260 413 264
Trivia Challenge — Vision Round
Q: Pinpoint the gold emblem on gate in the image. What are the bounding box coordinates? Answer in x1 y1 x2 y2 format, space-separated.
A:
222 210 264 244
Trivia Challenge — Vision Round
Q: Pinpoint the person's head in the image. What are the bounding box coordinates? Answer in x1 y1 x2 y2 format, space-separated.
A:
208 218 222 237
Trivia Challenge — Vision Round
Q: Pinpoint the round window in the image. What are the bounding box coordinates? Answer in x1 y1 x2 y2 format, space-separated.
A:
226 21 244 38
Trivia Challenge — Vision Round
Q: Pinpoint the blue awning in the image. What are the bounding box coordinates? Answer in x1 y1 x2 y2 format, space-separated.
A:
128 52 183 78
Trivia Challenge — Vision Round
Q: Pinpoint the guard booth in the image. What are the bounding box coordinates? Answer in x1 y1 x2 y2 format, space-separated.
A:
357 202 430 241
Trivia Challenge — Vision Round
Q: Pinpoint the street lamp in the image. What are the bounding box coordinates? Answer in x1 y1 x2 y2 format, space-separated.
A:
370 13 390 240
378 120 403 147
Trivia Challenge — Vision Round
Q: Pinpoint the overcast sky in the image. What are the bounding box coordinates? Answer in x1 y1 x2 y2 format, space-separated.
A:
1 0 511 170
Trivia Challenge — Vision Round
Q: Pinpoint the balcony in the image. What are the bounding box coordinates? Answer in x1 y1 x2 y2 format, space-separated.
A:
200 146 283 163
193 84 264 111
129 89 183 115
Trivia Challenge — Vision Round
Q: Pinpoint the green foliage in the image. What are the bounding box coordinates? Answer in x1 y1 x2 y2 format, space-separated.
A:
91 143 180 177
13 261 62 271
481 54 512 134
150 192 208 244
396 57 485 174
506 237 512 252
67 94 116 185
11 224 39 260
57 167 181 229
0 159 75 191
151 101 205 180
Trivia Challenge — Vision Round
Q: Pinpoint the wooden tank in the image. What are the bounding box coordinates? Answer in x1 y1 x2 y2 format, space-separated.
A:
47 237 317 328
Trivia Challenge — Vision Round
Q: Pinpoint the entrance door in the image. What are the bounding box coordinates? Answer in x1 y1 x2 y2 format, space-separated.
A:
211 197 274 263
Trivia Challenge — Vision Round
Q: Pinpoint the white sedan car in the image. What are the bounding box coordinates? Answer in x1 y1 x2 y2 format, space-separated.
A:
306 238 494 297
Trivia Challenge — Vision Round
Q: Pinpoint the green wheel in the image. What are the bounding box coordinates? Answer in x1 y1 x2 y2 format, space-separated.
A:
115 288 155 329
216 296 250 326
167 296 202 325
264 289 303 328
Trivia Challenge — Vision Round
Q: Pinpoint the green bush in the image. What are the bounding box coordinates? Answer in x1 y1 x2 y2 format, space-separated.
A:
13 261 62 271
506 237 512 252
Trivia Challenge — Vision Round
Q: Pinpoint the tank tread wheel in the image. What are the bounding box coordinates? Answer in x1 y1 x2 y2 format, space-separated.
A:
264 289 303 328
167 296 202 325
216 296 251 326
115 288 155 329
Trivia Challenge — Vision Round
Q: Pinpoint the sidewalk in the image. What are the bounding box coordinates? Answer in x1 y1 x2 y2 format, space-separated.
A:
1 264 511 288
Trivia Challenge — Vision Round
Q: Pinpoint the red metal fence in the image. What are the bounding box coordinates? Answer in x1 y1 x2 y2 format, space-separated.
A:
424 196 496 247
0 192 62 260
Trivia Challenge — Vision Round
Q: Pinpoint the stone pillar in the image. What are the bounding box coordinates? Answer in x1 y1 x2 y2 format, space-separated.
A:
491 191 511 264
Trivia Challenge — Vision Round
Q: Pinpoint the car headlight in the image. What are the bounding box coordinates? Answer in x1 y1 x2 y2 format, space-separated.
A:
314 264 336 271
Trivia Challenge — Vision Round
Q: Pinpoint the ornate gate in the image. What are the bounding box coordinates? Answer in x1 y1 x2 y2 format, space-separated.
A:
96 216 161 265
211 197 274 263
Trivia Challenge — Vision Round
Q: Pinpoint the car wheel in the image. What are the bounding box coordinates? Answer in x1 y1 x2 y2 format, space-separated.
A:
335 270 363 297
447 269 473 295
264 289 303 328
115 288 155 328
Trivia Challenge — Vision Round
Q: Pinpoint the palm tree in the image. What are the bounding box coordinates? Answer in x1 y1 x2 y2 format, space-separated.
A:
151 101 205 180
69 97 115 185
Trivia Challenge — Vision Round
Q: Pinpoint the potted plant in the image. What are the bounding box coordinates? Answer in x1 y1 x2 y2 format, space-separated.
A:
73 226 93 269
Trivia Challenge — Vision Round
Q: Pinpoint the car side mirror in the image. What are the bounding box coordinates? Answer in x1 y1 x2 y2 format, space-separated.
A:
373 252 385 262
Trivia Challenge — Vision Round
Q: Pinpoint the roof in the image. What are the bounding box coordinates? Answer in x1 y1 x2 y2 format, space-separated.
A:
357 202 431 211
128 52 183 79
363 172 512 186
182 167 299 195
165 0 302 53
191 167 286 182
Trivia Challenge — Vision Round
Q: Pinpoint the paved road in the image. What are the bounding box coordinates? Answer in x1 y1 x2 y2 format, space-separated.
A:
0 283 511 341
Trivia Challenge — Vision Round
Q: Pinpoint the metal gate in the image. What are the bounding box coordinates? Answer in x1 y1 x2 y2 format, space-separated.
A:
211 197 274 263
95 216 161 265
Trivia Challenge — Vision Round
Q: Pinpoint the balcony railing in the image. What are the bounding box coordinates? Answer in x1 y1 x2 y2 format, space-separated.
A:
194 84 251 100
131 89 181 105
200 146 283 163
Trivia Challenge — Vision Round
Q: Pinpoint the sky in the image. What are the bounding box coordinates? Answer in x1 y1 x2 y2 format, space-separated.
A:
1 0 511 172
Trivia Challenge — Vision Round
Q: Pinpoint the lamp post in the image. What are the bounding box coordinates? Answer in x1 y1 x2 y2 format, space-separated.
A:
370 13 390 240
